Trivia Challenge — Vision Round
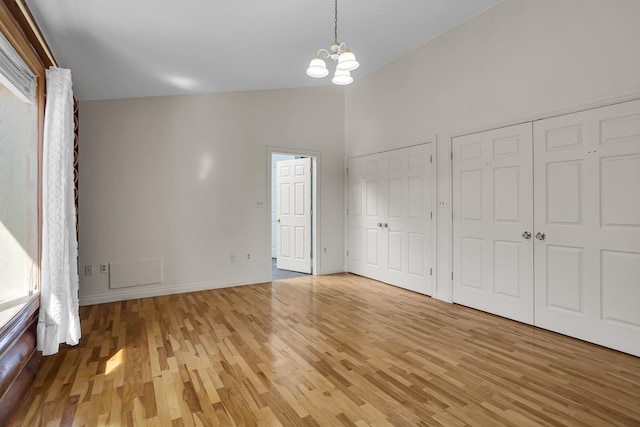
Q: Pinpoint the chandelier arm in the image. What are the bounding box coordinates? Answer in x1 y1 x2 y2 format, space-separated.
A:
317 49 330 59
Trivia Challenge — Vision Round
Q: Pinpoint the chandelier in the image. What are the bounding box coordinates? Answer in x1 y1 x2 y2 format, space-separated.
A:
306 0 359 85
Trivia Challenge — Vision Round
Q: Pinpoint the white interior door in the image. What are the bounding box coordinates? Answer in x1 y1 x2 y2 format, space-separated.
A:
348 144 433 295
347 152 388 281
452 123 534 324
272 154 295 258
534 99 640 356
276 158 311 273
384 144 433 295
347 155 375 278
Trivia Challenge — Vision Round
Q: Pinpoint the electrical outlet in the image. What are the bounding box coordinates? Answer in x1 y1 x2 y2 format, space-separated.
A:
256 201 264 208
230 254 236 263
100 264 108 274
84 265 93 276
247 253 251 260
438 200 447 208
324 248 327 253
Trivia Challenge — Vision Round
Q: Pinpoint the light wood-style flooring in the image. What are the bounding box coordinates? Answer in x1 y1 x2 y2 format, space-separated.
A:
10 274 640 426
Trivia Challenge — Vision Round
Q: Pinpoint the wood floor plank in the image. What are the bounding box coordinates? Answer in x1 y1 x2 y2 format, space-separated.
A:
8 273 640 426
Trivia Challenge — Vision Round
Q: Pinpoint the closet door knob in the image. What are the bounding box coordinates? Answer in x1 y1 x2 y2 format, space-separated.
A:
384 223 388 228
377 222 383 228
522 231 532 239
535 232 546 241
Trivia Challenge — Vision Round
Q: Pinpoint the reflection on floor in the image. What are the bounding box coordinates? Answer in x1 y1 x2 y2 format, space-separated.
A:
272 258 309 280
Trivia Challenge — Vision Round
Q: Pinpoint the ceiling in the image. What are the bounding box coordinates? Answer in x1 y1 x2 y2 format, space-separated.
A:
26 0 501 101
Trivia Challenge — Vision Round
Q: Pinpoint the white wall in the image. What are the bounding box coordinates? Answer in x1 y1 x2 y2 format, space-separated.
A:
79 86 345 305
344 0 640 301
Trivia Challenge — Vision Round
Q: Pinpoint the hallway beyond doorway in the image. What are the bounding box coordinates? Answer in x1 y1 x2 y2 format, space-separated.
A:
272 258 309 280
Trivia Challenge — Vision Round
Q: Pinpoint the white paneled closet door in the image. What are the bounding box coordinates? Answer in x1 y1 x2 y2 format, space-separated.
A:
385 144 433 294
534 99 640 356
452 123 534 324
347 144 433 295
347 156 367 277
347 153 387 281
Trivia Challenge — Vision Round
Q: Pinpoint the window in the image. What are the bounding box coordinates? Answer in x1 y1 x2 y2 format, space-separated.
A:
0 30 38 327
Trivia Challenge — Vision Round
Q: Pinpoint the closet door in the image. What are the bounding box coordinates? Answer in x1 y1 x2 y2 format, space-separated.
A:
384 144 433 295
347 156 367 277
347 153 388 281
534 99 640 356
347 144 433 295
452 123 534 324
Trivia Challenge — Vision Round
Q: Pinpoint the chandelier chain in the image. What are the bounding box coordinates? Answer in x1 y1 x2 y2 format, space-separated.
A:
334 0 338 42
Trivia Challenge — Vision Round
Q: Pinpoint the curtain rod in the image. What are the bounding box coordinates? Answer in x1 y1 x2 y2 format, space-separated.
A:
15 0 58 68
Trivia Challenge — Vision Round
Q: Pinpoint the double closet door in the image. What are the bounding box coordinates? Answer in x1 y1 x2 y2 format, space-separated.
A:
453 99 640 356
348 144 433 295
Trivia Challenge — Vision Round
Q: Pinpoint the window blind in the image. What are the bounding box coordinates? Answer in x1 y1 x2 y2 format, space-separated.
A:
0 30 36 103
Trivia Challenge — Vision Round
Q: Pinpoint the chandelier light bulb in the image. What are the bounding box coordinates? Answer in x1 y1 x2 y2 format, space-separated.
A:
332 68 353 85
306 57 329 78
337 49 359 71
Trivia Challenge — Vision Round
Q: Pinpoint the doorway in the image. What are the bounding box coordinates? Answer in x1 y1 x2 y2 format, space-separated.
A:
269 149 318 280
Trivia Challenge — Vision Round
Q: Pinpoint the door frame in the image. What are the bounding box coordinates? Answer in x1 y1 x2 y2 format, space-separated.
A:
267 146 320 279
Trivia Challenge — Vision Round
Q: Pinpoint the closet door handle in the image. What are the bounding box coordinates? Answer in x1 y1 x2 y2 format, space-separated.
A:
384 223 388 228
377 222 383 228
535 232 546 241
522 231 532 240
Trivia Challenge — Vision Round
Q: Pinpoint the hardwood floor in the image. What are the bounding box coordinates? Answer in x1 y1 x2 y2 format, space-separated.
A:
9 274 640 426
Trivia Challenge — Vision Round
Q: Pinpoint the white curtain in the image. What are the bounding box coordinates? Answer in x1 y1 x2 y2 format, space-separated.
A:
37 67 80 356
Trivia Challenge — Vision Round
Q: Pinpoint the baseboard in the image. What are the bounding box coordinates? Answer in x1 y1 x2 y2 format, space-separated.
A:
318 269 346 275
79 275 267 306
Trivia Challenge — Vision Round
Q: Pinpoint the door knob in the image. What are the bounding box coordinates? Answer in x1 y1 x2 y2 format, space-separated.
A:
522 231 532 240
277 219 281 223
535 232 546 241
384 223 388 228
377 222 383 227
